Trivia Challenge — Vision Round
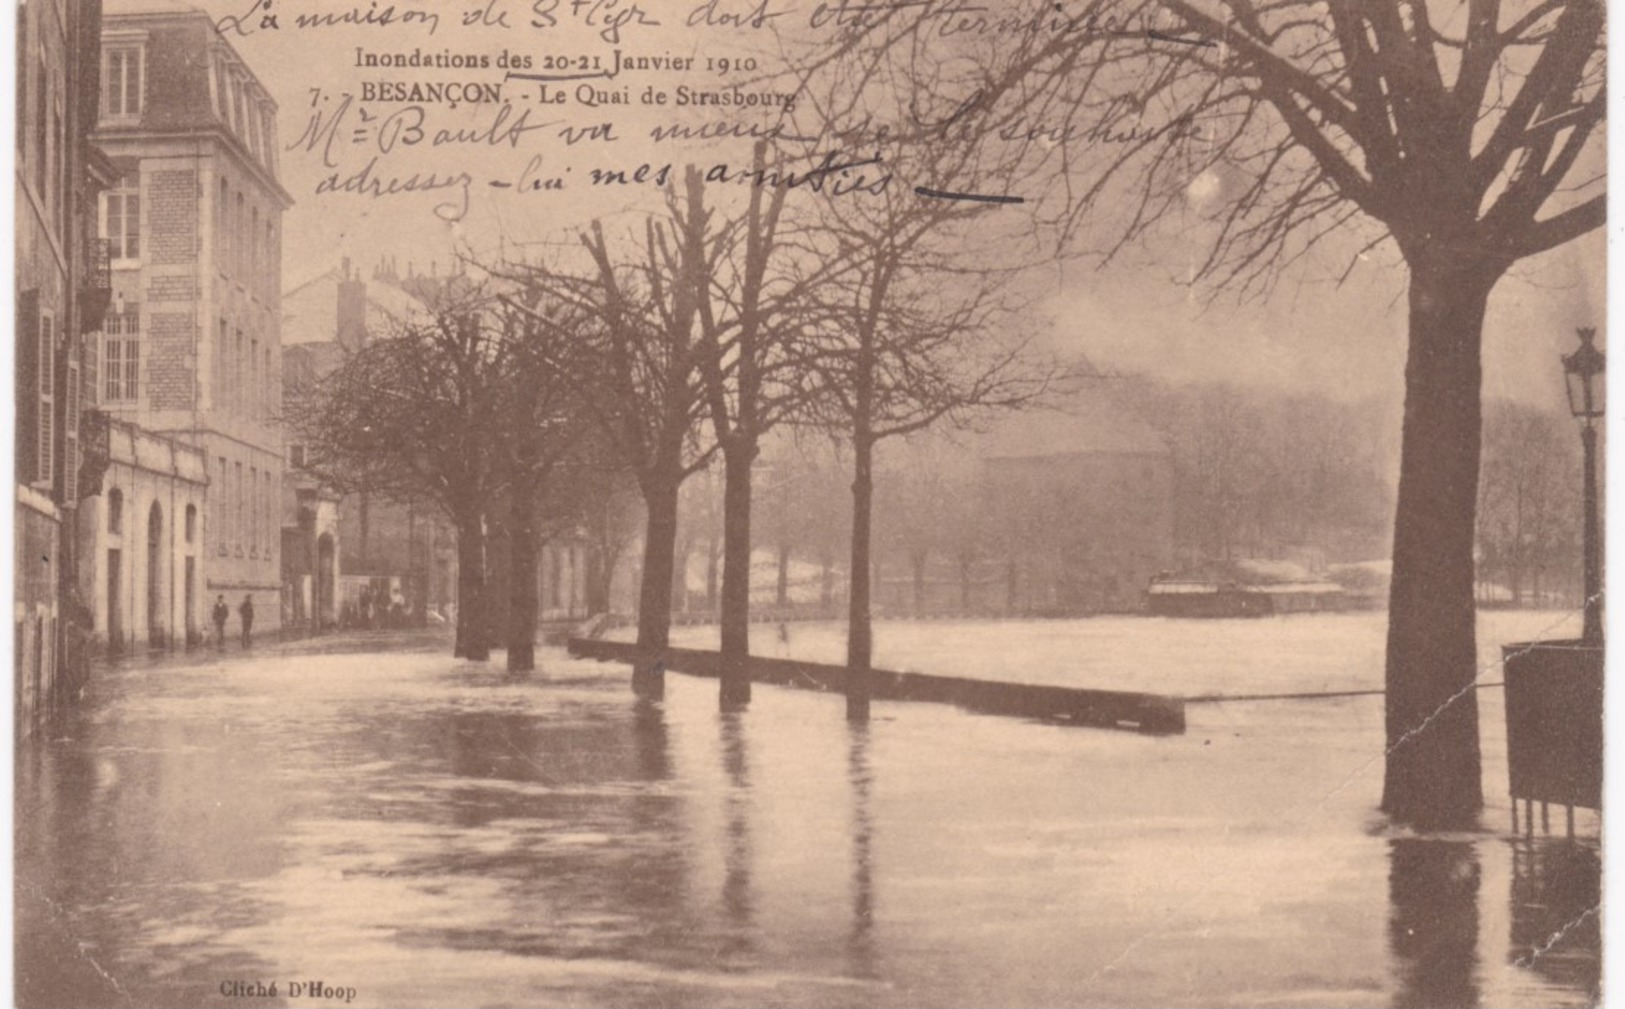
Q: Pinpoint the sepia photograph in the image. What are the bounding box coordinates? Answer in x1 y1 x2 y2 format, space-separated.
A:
10 0 1607 1005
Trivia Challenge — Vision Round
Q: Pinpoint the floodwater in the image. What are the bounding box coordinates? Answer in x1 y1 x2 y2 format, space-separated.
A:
15 630 1600 1008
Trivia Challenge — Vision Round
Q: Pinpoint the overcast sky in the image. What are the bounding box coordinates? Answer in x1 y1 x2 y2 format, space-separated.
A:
191 0 1607 415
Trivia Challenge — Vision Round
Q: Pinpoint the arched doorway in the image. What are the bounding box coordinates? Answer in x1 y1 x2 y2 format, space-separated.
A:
184 504 198 645
315 533 336 629
147 502 164 647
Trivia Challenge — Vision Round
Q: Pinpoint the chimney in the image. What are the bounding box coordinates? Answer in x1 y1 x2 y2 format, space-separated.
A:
337 271 367 352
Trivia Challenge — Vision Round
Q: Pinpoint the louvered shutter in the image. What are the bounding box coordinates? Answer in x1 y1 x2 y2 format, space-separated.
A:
16 290 39 483
63 355 80 500
37 312 55 488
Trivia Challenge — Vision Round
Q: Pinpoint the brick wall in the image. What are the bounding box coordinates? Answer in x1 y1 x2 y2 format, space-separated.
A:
146 275 197 301
148 169 198 266
147 312 195 411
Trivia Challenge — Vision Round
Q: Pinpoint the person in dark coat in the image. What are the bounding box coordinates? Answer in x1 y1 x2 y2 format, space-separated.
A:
239 595 255 646
212 596 230 647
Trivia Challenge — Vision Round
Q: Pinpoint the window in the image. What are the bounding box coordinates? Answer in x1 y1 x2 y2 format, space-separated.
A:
108 489 124 534
216 457 227 551
104 47 143 117
51 100 62 231
235 462 244 549
250 206 259 281
34 50 46 196
36 312 54 487
263 347 273 419
103 307 141 403
217 177 229 271
236 192 246 276
216 317 228 403
261 108 277 172
212 58 228 121
265 220 276 292
235 328 244 410
101 172 140 262
290 444 305 469
250 334 260 416
185 504 196 544
250 465 258 552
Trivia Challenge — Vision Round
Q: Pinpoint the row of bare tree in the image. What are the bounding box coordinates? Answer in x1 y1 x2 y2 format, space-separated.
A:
293 0 1603 825
291 141 1055 719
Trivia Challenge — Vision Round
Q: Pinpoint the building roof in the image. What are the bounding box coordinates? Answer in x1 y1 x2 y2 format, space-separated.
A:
977 392 1171 460
282 267 432 346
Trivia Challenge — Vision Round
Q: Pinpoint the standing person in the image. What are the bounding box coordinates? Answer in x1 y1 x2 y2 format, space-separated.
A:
212 596 230 647
239 594 255 647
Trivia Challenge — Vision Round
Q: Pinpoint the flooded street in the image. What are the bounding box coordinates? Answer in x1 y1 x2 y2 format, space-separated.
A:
16 632 1599 1008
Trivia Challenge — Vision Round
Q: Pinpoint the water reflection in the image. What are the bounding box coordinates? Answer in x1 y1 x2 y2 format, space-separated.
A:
717 711 756 966
847 722 878 980
1509 840 1601 1001
15 705 289 1008
1388 839 1480 1009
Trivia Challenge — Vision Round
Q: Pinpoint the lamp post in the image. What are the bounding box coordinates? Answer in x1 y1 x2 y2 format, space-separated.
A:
1561 327 1604 645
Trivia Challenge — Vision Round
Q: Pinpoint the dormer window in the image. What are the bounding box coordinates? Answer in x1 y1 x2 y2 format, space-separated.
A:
103 46 143 118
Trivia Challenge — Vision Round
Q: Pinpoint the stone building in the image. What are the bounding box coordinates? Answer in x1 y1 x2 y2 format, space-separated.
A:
976 401 1177 615
282 260 457 627
77 417 208 649
15 0 115 731
89 0 292 634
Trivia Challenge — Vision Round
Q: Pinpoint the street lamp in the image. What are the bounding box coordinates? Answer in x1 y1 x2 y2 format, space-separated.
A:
1561 327 1604 644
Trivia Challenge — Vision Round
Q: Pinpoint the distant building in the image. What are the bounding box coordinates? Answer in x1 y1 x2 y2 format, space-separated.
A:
977 400 1177 615
281 258 609 632
86 1 292 641
16 0 115 728
281 259 457 627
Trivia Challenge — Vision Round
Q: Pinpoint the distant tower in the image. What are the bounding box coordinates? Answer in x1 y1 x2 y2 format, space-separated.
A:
92 1 292 628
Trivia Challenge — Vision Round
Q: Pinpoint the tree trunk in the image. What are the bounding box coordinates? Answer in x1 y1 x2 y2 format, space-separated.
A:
506 480 539 673
585 548 609 614
911 551 928 616
1381 257 1500 829
634 477 680 698
960 556 973 614
776 543 791 607
847 433 875 720
820 552 834 611
672 537 691 614
706 539 719 610
718 442 754 709
453 506 489 661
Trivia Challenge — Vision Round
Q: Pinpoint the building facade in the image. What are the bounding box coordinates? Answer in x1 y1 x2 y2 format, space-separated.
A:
282 260 457 628
16 0 114 732
75 417 208 649
90 2 291 633
976 403 1178 615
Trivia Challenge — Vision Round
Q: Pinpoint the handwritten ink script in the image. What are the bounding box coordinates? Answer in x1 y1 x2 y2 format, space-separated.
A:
214 0 1208 222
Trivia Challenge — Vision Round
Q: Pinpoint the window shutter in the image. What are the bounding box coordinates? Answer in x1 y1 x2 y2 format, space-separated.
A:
37 313 55 488
64 356 80 500
16 290 39 483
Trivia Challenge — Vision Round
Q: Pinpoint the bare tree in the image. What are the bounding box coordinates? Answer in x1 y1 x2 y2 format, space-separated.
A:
1478 399 1581 607
805 181 1053 718
790 0 1604 822
499 207 718 697
289 283 505 661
